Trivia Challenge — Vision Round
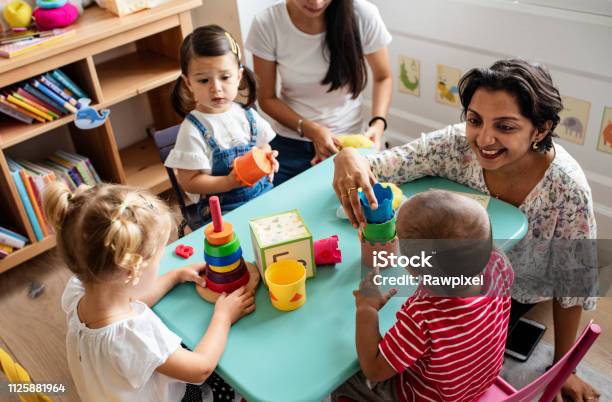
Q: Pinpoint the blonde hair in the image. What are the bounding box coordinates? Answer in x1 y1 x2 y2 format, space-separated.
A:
43 182 174 284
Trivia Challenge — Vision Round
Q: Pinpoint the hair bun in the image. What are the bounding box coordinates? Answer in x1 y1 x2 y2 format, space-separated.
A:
43 181 72 230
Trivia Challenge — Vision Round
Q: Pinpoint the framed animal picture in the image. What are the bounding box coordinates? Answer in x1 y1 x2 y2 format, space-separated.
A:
398 55 420 97
435 64 462 107
555 96 590 145
597 106 612 154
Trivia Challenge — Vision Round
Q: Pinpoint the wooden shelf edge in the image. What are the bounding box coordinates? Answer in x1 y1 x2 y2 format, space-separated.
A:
0 235 56 274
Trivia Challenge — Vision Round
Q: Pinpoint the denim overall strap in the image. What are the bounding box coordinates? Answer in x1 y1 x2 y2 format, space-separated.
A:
206 107 272 212
186 113 219 149
244 107 257 147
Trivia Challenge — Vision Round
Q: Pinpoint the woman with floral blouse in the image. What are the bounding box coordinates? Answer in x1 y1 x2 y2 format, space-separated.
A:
333 59 599 401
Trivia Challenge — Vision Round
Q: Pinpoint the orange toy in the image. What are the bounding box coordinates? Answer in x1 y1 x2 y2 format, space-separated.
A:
232 147 272 186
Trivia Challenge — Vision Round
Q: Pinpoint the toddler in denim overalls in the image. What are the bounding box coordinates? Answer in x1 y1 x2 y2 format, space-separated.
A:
165 26 279 230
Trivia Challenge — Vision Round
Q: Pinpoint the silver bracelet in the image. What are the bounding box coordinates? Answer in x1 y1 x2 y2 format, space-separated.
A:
297 119 305 137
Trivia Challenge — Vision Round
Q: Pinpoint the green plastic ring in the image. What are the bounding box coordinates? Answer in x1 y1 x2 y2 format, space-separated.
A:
204 234 240 257
362 218 396 242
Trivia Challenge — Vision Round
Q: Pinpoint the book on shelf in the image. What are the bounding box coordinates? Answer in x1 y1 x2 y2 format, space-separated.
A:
6 158 44 241
23 83 69 115
0 226 28 249
51 69 88 100
0 28 76 58
0 68 89 124
0 94 44 123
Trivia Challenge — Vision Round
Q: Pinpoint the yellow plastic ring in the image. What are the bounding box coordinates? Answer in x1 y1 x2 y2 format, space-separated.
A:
208 259 241 273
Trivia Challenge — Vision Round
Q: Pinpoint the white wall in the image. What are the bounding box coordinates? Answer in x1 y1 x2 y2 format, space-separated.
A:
365 0 612 237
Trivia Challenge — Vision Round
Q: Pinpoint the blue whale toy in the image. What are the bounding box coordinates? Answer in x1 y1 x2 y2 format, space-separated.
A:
74 98 110 129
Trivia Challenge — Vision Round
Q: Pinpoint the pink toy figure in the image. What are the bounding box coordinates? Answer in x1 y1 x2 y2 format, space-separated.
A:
33 2 78 30
314 235 342 265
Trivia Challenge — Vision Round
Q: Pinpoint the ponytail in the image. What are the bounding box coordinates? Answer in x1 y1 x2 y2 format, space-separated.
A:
171 76 195 118
239 66 257 109
43 181 72 230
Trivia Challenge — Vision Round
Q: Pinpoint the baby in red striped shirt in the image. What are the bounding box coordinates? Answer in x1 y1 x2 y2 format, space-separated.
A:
333 190 514 402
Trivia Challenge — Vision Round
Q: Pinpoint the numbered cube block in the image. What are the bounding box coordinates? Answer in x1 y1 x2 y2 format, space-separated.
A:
249 209 315 281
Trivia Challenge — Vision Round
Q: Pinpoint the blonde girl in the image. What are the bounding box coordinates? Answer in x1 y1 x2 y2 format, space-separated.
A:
44 182 255 402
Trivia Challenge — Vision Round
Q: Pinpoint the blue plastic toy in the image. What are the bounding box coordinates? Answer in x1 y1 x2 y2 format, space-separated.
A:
359 182 394 224
74 98 110 129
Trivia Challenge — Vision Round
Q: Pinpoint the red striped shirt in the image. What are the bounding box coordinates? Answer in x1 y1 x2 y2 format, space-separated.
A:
379 250 513 402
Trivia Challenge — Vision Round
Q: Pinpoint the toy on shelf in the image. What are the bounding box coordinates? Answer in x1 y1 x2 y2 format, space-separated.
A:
249 209 315 281
337 134 374 149
75 98 110 129
265 259 307 311
313 235 342 266
33 0 78 30
232 147 272 187
3 0 33 28
359 183 399 269
196 196 260 303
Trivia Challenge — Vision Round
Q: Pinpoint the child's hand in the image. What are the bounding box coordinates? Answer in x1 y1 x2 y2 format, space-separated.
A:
226 169 243 190
214 286 256 324
266 150 279 183
175 263 207 287
364 121 384 150
353 267 397 312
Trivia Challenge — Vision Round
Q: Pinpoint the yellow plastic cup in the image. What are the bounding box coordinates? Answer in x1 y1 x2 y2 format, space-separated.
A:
265 260 307 311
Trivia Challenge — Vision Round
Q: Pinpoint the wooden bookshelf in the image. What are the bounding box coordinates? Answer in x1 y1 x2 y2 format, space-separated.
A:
0 0 200 273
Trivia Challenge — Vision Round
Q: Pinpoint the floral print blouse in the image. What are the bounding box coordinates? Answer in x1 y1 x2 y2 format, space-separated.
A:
368 123 597 309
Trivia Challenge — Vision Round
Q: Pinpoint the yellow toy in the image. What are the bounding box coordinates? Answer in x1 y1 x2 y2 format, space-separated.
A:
336 134 374 149
380 182 404 210
0 347 51 402
3 0 32 28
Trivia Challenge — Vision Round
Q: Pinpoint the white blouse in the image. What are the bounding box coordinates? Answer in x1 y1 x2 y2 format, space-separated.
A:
61 277 185 402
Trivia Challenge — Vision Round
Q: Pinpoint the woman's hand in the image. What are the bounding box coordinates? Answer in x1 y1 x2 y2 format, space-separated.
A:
364 120 385 150
354 267 397 312
554 374 600 402
214 287 256 325
175 263 207 288
332 148 378 228
303 120 341 165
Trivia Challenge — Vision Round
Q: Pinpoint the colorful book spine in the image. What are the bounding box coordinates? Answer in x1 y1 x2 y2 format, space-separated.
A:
0 95 44 123
0 99 33 123
7 159 43 241
6 94 53 121
52 69 88 100
19 169 49 237
31 80 77 113
17 88 61 117
39 75 81 110
0 243 13 254
10 93 55 121
55 151 95 185
23 83 68 114
0 227 27 249
46 156 82 186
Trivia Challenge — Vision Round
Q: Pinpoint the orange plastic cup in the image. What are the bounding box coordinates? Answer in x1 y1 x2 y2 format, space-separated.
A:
233 148 273 186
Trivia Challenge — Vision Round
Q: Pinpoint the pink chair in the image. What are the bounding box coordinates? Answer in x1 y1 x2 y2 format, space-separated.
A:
337 321 600 402
477 320 601 402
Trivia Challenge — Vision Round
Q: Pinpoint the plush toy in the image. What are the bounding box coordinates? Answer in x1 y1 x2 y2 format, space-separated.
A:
3 0 33 27
336 134 375 149
33 0 77 29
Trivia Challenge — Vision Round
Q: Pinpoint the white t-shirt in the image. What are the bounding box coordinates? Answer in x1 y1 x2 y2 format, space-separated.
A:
61 277 185 402
164 103 276 203
245 0 392 141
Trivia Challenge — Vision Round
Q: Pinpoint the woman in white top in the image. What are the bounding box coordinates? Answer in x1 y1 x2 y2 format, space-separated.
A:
246 0 392 185
333 59 600 402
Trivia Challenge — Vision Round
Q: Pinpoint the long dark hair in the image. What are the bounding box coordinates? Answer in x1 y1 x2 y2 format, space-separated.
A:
171 25 257 117
458 59 563 153
322 0 367 99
